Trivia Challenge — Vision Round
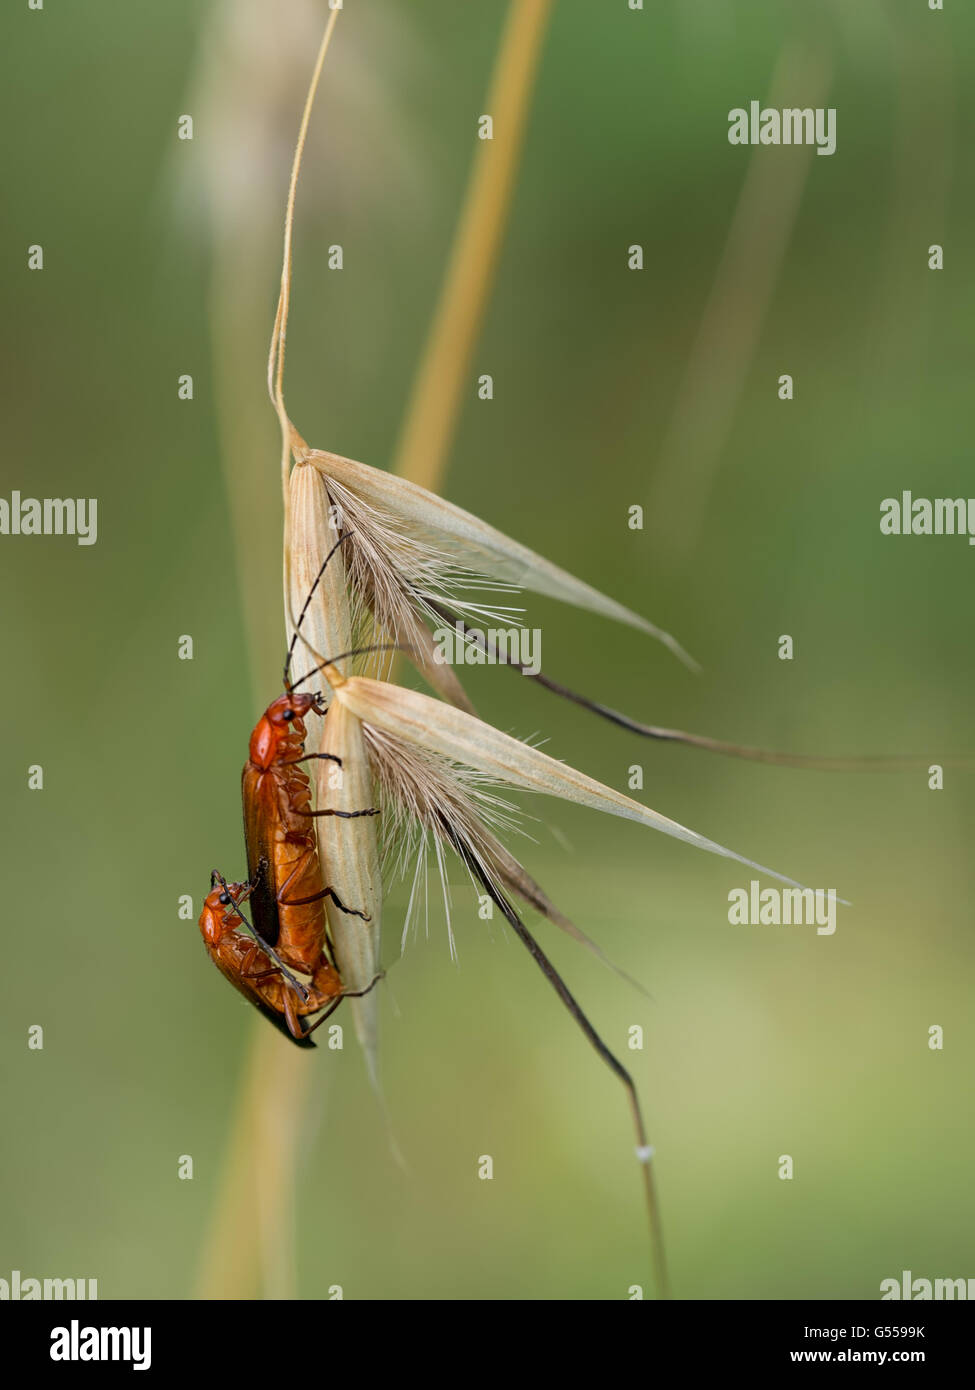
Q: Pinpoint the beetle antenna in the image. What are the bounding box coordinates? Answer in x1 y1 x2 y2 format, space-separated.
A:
284 530 355 691
289 642 413 693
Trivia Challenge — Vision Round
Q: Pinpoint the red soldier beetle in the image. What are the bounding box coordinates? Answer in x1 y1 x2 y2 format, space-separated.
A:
199 872 380 1048
241 685 375 990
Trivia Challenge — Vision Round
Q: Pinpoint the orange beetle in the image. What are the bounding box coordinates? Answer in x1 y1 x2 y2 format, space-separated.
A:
241 689 374 991
199 875 348 1047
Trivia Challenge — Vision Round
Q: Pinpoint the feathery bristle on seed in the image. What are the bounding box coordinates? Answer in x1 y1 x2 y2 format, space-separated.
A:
359 716 654 997
323 473 524 666
362 721 526 958
303 446 700 671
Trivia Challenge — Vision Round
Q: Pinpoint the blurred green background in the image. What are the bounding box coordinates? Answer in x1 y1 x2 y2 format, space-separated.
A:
1 0 972 1300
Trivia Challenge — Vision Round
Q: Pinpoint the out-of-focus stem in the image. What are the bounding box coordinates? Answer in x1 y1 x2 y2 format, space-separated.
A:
195 1029 312 1299
647 39 832 562
391 0 555 494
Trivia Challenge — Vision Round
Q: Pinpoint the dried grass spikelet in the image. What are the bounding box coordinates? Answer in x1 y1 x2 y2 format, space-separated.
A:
289 457 696 989
316 697 384 1083
288 443 936 779
289 455 824 1014
321 666 818 901
286 464 628 1072
291 452 486 710
296 447 935 777
365 717 651 990
297 442 700 677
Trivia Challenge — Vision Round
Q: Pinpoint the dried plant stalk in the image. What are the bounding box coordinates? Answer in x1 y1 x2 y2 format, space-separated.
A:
316 697 384 1082
288 463 386 1093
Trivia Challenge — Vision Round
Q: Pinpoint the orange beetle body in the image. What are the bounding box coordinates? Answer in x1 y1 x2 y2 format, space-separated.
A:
241 691 336 991
199 880 343 1048
198 685 378 1046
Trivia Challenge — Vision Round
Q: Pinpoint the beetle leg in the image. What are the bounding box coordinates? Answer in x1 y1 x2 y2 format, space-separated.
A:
274 851 322 908
242 962 282 982
279 883 371 922
299 971 384 1037
281 752 343 766
298 995 345 1036
282 986 304 1040
274 850 370 921
240 942 273 981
